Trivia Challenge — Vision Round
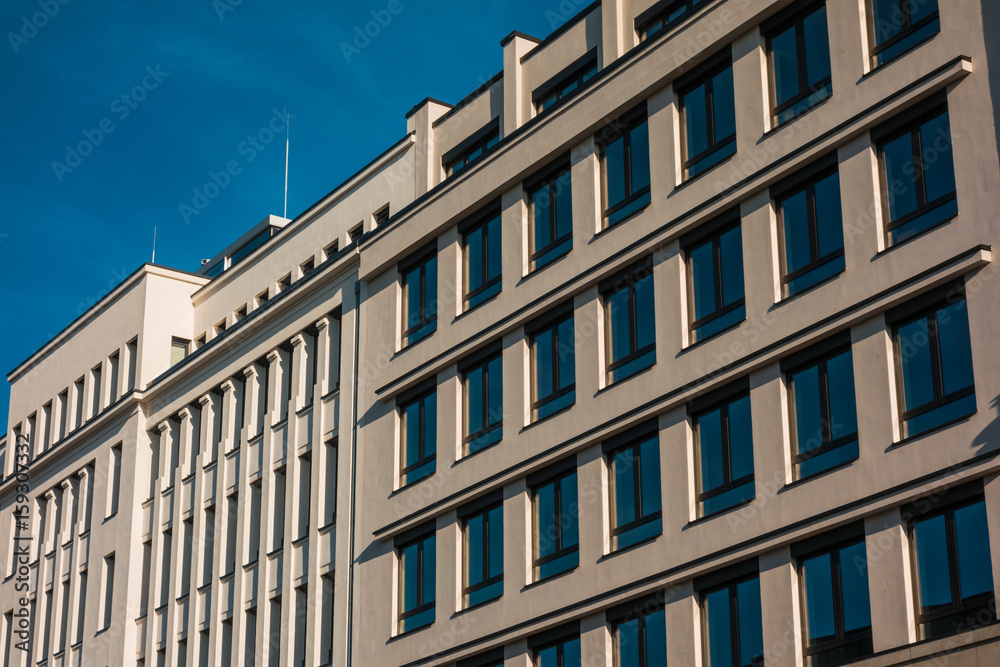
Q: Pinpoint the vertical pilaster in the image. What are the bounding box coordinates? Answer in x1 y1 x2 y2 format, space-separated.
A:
759 547 801 667
865 508 917 651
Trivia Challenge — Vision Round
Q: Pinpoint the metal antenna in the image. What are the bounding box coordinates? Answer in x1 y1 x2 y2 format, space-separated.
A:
152 226 157 264
284 113 290 219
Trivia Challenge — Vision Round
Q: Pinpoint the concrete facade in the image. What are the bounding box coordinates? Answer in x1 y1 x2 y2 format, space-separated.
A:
2 0 1000 666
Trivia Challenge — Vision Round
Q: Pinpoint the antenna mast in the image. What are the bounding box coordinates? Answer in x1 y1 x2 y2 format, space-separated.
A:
152 226 157 264
284 113 290 219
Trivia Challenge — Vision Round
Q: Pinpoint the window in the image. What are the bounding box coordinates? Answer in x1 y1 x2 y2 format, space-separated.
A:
765 2 832 125
57 390 68 441
170 338 189 367
444 119 500 177
636 0 707 41
457 649 505 667
530 623 581 667
461 497 503 607
90 364 102 418
461 345 503 454
608 424 662 550
462 207 502 310
609 597 667 667
41 402 52 452
599 106 651 226
108 352 120 403
684 213 745 343
534 50 598 113
229 227 274 267
890 284 975 439
602 259 656 383
399 383 437 486
108 444 122 516
397 526 435 633
527 162 573 270
324 439 337 527
401 245 438 346
297 454 311 540
906 486 995 640
374 205 390 227
530 460 579 581
785 338 859 480
691 382 755 517
678 52 736 178
320 574 335 664
870 0 939 66
278 274 291 292
876 100 956 244
272 467 286 551
795 525 873 666
102 553 116 630
126 337 138 392
775 159 845 296
323 241 339 261
234 305 247 323
528 306 576 421
73 377 84 431
215 320 227 336
698 564 764 667
348 224 363 242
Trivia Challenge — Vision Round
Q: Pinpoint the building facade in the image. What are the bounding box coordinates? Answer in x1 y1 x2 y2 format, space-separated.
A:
3 0 1000 666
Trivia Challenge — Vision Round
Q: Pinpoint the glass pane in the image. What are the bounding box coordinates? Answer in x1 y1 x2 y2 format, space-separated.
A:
422 537 435 605
630 119 651 192
401 543 418 612
704 587 734 667
727 396 754 481
690 241 717 321
487 216 502 282
466 227 484 294
793 365 823 455
534 329 554 400
563 637 581 667
872 0 902 43
425 256 437 319
404 402 421 467
614 449 637 526
535 483 556 558
827 350 858 441
803 6 831 87
719 226 745 307
814 172 844 258
635 274 656 350
698 408 725 493
557 318 576 391
466 367 484 437
466 514 484 587
616 618 641 667
912 513 953 611
954 501 993 600
882 132 919 222
639 436 662 516
771 25 800 107
904 392 975 439
839 541 872 634
555 174 573 240
536 645 557 667
533 186 553 251
737 578 764 666
936 301 974 396
921 113 956 203
782 189 812 274
898 316 935 412
423 393 437 459
488 356 503 428
608 288 632 364
606 135 626 208
404 266 421 330
713 66 736 143
488 506 504 579
562 474 579 548
701 481 755 517
647 608 667 665
797 439 858 479
802 552 836 644
910 0 938 23
684 83 709 159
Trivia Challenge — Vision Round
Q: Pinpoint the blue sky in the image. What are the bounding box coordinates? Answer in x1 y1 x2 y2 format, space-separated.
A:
0 0 574 431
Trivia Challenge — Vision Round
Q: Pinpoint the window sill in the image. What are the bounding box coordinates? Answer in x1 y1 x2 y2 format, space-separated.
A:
598 533 661 563
876 214 958 258
455 437 502 465
762 94 833 140
892 410 977 449
395 329 437 358
521 248 573 285
94 626 111 637
784 455 859 489
523 564 579 592
454 291 501 324
679 319 744 354
389 621 436 643
521 401 576 433
672 153 738 195
862 31 941 80
452 593 502 619
390 472 438 497
772 268 846 309
599 200 651 234
596 363 656 396
686 497 755 527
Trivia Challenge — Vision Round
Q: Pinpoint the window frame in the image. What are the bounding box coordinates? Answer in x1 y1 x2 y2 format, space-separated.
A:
696 561 764 667
398 382 437 487
597 105 651 227
396 525 436 634
460 496 504 608
690 381 755 518
443 119 501 177
526 160 574 271
528 622 581 667
763 1 833 125
606 423 663 550
460 344 504 454
601 258 657 383
874 98 957 245
460 205 503 311
533 49 599 114
677 51 737 179
400 243 438 347
868 0 940 66
683 212 746 343
527 306 577 422
608 594 667 667
529 458 580 581
636 0 706 41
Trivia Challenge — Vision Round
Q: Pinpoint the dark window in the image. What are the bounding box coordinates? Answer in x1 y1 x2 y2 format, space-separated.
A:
701 573 764 667
401 247 438 346
693 387 755 517
908 491 995 640
445 122 501 177
685 216 745 343
603 260 656 383
870 0 940 66
349 224 364 242
787 343 859 479
531 627 581 667
531 463 579 580
462 347 503 454
776 163 844 296
529 308 576 421
528 165 573 270
462 209 502 310
462 501 504 608
535 52 598 113
877 102 956 244
397 528 435 633
798 534 873 666
679 54 736 179
599 107 651 227
612 601 667 667
374 205 390 227
891 288 975 439
609 431 662 550
457 649 505 667
766 2 832 125
637 0 707 41
229 227 275 267
399 386 436 486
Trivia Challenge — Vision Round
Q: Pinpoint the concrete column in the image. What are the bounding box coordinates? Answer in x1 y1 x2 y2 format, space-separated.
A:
571 137 601 241
406 99 452 196
983 473 1000 609
750 362 790 496
574 287 602 399
439 225 462 321
664 581 699 666
505 638 531 667
437 513 459 619
502 183 528 281
59 479 74 547
290 334 308 416
504 479 529 593
244 365 261 442
648 84 677 203
314 317 332 399
75 467 90 538
43 490 56 552
659 406 693 533
502 32 541 136
759 546 802 667
865 508 917 651
851 315 899 451
601 0 626 67
178 407 196 482
828 0 872 81
581 609 611 666
838 134 885 262
220 380 238 456
732 28 768 155
577 443 607 563
742 191 779 325
267 348 287 426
